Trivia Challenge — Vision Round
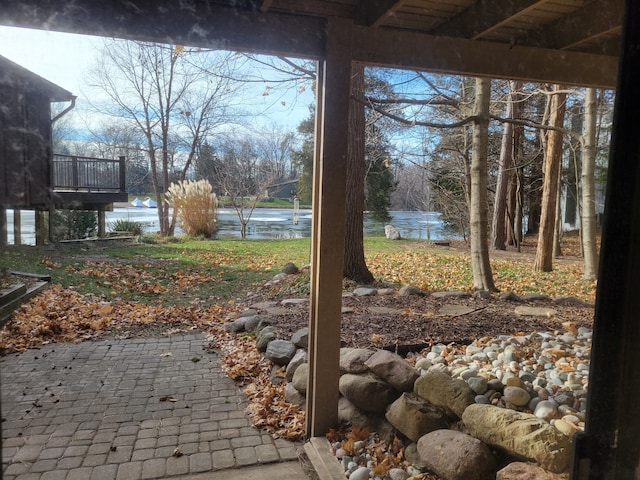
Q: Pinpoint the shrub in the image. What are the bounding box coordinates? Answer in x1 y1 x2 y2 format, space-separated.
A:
52 210 97 241
110 219 145 236
166 179 218 237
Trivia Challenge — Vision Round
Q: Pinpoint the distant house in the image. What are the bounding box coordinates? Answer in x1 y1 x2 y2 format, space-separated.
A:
0 55 127 245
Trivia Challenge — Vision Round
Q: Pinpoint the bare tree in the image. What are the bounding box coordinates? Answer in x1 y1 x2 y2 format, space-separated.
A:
581 87 599 280
534 86 567 272
88 39 242 236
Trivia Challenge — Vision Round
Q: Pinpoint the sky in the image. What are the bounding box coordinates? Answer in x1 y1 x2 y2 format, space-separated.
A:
0 25 314 131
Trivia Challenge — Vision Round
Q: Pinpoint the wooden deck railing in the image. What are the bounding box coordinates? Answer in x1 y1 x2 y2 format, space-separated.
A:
52 154 126 193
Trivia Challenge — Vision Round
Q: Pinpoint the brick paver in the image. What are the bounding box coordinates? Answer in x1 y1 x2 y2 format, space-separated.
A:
1 333 301 479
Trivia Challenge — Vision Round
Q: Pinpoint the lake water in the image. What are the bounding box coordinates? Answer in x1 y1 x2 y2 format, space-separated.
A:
6 207 456 244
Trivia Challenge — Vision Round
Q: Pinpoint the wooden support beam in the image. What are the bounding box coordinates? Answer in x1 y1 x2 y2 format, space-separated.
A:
13 209 21 246
431 0 547 40
35 210 46 246
0 1 326 59
353 0 406 28
571 1 640 477
306 18 352 438
351 26 618 88
0 208 6 247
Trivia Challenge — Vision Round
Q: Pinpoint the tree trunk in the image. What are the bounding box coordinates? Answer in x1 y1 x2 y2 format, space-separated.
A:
582 87 599 280
492 80 522 250
470 77 497 292
343 63 375 284
534 86 567 272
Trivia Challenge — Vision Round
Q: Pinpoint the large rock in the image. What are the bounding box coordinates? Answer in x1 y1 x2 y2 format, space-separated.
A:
290 327 309 348
385 393 448 442
242 314 273 333
339 373 399 413
264 340 297 366
340 348 375 374
285 349 307 381
497 462 566 480
292 363 308 394
462 404 572 473
417 429 496 480
255 326 277 352
282 262 300 274
364 350 419 392
338 397 395 440
284 382 306 407
385 225 401 240
414 371 476 419
399 285 428 297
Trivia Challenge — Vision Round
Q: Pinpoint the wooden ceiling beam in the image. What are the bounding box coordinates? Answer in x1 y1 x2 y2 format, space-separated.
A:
352 25 618 88
431 0 549 40
353 0 407 27
527 0 623 51
0 1 326 59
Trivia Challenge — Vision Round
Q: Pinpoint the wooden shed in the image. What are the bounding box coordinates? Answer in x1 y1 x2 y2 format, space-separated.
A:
0 1 636 478
0 55 127 244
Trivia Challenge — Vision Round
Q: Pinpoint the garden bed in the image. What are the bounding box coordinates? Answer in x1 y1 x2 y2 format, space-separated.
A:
0 271 51 327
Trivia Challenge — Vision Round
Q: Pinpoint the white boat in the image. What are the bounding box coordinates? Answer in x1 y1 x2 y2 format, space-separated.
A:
143 197 157 208
130 197 144 207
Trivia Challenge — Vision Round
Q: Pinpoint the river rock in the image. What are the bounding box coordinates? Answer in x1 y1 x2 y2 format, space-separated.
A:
340 348 375 374
339 373 399 413
385 393 448 442
417 429 496 480
414 370 476 419
264 339 296 366
385 225 401 240
364 350 419 392
462 404 572 473
503 386 531 406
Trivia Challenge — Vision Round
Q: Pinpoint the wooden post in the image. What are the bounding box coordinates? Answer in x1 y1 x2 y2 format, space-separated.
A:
571 2 640 477
35 210 46 246
0 207 7 247
13 209 22 246
306 17 352 438
98 209 106 238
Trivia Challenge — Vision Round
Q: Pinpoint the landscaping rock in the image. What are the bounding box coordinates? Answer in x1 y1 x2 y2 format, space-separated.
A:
496 461 565 479
285 349 307 381
264 339 297 366
284 382 306 407
243 314 272 333
417 429 496 480
385 225 401 240
255 326 277 352
414 370 475 419
431 291 471 299
340 348 375 374
353 287 377 297
462 404 572 473
339 373 399 413
399 285 428 297
364 350 419 392
282 262 300 274
290 327 309 348
385 393 448 442
515 306 557 317
338 397 395 440
292 363 308 394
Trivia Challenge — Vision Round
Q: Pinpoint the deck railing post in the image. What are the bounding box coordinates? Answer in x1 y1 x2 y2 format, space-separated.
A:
119 156 126 193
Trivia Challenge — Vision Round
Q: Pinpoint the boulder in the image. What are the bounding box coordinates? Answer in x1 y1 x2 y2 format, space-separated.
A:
339 373 399 413
462 404 572 473
414 370 476 419
285 349 307 381
338 397 395 440
399 285 428 297
282 262 300 274
255 326 277 352
385 393 448 442
290 327 309 348
264 340 297 366
340 348 375 374
364 350 419 392
243 314 272 333
292 363 308 394
385 225 402 240
417 429 496 480
353 287 377 297
497 462 566 480
284 382 306 407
